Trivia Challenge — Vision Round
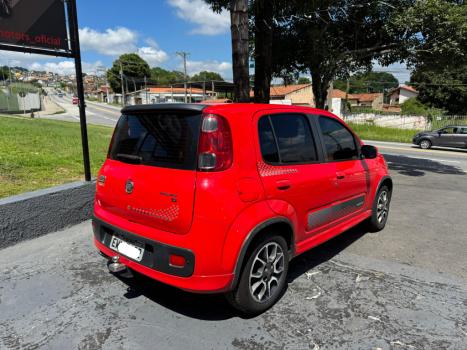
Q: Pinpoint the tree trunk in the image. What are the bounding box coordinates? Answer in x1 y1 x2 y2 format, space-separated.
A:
230 0 250 102
311 71 331 109
253 0 273 103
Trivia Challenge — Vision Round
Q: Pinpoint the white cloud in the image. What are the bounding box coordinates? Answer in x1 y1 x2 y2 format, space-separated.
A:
167 0 230 35
137 41 169 67
185 60 232 78
79 27 138 56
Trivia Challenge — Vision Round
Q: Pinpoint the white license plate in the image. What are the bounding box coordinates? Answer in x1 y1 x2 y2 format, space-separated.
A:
110 236 144 261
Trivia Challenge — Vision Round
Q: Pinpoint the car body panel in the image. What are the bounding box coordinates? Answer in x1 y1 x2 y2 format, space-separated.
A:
93 103 391 293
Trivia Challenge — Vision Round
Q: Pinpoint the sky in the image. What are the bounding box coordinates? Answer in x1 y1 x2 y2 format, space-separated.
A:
0 0 410 83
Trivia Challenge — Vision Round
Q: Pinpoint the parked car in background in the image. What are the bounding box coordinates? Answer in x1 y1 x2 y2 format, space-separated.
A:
72 96 79 105
93 103 392 315
413 126 467 149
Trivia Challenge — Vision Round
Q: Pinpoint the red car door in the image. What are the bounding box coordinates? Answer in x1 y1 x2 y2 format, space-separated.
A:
315 115 368 220
254 111 338 243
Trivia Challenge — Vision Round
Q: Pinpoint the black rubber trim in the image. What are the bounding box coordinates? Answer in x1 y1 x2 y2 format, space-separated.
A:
377 175 393 194
230 217 294 290
92 217 195 277
121 103 206 114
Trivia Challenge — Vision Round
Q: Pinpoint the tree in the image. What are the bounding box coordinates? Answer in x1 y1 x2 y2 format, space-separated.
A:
400 97 445 116
205 0 250 102
107 53 151 93
334 71 399 94
411 66 467 114
297 77 311 85
150 67 185 85
0 66 10 81
252 0 273 103
399 0 467 114
190 70 224 81
272 0 412 108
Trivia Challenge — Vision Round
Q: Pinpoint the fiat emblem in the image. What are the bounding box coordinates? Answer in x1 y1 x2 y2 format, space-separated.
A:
125 179 134 194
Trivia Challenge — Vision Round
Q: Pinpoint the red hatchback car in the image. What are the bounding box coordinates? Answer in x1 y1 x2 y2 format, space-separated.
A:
93 103 392 315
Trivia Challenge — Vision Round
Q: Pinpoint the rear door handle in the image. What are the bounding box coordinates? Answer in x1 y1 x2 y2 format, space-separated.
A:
336 172 345 180
276 180 291 190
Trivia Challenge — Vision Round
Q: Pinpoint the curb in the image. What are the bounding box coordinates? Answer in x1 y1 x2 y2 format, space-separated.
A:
0 181 95 249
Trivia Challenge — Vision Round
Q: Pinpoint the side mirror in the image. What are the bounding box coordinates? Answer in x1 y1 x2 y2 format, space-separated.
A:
361 145 377 159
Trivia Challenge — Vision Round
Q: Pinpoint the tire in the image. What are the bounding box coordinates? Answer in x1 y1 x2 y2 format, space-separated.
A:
367 185 391 232
226 234 289 316
419 139 432 149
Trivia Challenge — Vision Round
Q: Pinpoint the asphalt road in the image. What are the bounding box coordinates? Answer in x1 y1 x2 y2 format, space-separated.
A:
1 146 467 349
45 95 121 127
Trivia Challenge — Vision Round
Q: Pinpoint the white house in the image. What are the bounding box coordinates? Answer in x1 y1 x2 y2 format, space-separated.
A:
389 85 419 105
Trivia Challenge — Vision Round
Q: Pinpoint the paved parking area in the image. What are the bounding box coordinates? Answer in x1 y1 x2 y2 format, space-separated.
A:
1 152 467 349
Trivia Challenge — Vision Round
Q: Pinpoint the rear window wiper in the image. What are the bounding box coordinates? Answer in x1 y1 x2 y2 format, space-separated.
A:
115 153 142 164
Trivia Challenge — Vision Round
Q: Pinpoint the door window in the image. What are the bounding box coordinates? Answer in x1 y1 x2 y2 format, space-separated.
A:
440 127 457 134
258 114 318 164
458 128 467 134
318 116 358 161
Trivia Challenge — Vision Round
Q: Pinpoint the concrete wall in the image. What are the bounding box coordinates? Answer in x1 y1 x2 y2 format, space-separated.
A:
0 181 95 249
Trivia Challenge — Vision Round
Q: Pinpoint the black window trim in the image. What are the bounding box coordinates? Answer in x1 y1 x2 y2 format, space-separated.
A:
314 115 361 163
258 112 324 166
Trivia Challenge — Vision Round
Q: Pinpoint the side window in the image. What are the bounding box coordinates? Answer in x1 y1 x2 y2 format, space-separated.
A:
318 116 358 161
258 114 318 164
258 117 279 163
441 127 455 134
460 128 467 134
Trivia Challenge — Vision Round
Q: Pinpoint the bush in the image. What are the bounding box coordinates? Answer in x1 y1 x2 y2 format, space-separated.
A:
400 98 444 117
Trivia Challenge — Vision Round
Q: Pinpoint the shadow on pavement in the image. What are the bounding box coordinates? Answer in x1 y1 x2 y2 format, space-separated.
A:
287 222 369 283
114 222 371 320
383 154 466 177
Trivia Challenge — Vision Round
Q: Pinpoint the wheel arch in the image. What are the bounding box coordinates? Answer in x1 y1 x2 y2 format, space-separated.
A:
229 217 294 290
377 175 393 195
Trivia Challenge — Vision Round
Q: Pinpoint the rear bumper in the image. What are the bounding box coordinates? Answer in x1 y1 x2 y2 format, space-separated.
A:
92 218 234 293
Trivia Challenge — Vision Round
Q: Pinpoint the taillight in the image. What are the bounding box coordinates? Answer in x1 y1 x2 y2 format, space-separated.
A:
198 113 233 171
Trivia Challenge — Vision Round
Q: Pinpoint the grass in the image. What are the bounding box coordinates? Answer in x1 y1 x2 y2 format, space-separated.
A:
0 115 113 198
348 122 418 143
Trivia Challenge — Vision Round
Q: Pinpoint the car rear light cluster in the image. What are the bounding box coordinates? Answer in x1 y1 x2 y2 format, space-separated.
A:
198 113 233 171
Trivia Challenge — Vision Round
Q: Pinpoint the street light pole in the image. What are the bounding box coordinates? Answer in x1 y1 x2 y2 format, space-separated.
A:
176 51 189 103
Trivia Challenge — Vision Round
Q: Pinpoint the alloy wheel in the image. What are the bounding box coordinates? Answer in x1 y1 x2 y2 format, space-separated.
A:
376 190 389 224
249 242 285 303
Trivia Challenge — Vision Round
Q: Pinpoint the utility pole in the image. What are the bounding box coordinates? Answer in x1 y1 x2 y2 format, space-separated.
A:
176 51 189 103
119 61 125 107
144 76 148 104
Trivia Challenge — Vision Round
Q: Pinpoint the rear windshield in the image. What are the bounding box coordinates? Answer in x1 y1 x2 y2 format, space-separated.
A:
109 112 201 170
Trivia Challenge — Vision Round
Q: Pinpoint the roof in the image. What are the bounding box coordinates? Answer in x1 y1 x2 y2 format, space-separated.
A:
120 103 336 118
329 89 382 102
400 84 418 93
200 98 233 103
329 89 347 99
389 84 418 95
349 92 382 102
270 84 311 97
148 87 212 94
121 103 206 114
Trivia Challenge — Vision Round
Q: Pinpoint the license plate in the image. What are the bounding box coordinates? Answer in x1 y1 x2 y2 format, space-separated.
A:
110 236 144 262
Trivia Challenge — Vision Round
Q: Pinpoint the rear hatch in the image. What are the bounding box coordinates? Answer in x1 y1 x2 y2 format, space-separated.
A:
96 107 202 234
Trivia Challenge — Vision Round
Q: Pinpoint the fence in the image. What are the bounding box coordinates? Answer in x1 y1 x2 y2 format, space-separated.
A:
0 83 42 114
342 113 467 131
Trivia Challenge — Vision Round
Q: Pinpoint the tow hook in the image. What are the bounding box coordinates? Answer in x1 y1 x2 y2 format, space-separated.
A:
107 255 133 278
